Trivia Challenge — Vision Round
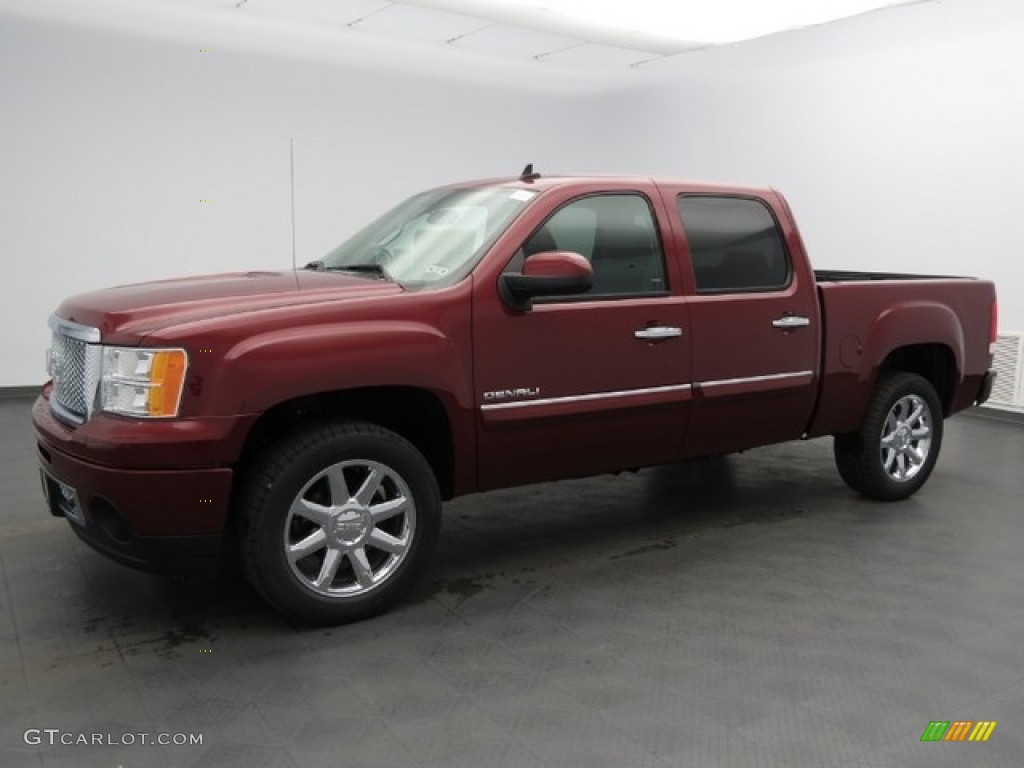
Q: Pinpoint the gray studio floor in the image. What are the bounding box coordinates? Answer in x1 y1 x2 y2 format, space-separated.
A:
2 396 1022 768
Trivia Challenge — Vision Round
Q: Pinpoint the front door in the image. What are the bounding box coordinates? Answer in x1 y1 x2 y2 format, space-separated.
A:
473 191 692 490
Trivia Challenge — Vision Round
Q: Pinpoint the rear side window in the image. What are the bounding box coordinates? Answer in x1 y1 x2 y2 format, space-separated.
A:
677 196 790 293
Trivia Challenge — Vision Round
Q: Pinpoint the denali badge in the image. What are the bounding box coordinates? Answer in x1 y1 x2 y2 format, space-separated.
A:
483 387 541 401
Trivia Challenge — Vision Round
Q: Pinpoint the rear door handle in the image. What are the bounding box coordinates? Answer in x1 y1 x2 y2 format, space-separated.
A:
772 315 811 330
635 326 683 340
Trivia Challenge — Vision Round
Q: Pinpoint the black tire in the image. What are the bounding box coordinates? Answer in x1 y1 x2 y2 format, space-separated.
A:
834 372 944 501
238 422 441 625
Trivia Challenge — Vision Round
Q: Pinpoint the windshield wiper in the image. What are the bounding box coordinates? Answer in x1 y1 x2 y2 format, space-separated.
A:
329 263 395 282
303 260 326 271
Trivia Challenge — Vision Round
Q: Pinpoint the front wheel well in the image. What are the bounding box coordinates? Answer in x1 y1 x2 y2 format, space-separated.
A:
878 343 957 415
235 387 455 500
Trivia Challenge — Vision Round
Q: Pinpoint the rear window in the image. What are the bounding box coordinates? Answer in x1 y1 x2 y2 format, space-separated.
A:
677 196 790 293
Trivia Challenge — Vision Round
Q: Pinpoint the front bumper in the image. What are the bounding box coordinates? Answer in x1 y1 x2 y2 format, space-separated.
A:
33 394 240 573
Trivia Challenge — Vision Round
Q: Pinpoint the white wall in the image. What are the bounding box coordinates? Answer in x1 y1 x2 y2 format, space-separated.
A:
595 0 1024 329
3 0 1023 388
0 8 617 387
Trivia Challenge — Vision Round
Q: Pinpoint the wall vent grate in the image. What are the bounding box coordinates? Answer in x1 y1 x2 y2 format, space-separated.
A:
989 333 1023 407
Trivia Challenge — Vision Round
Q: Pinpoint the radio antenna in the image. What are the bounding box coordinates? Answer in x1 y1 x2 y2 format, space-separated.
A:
289 137 297 270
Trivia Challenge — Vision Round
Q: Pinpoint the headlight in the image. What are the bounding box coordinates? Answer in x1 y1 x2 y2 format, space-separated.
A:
100 347 188 418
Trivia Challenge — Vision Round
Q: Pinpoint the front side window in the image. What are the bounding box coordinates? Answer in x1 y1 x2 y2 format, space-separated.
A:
322 186 535 289
516 194 667 297
677 196 790 293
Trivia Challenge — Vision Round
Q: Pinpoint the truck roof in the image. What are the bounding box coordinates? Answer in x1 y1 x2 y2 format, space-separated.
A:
447 174 778 198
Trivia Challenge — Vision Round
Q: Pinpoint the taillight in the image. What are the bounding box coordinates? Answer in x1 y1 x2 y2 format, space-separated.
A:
989 300 998 355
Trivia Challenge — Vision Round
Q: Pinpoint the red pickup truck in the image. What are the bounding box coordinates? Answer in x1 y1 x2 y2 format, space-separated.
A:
33 170 997 624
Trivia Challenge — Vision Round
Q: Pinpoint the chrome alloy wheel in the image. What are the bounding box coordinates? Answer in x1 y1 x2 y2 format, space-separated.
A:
283 460 417 598
879 394 933 482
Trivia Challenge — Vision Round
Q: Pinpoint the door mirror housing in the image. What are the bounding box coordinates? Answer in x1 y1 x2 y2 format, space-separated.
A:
499 251 594 311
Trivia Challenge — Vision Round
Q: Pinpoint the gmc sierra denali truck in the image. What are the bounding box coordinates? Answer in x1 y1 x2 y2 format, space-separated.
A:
33 170 997 624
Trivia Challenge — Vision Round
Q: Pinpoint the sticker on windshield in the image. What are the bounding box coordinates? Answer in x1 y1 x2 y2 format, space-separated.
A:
425 264 451 276
510 190 537 202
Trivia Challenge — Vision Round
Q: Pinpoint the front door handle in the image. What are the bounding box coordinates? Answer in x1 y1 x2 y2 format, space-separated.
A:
635 326 683 341
772 315 811 330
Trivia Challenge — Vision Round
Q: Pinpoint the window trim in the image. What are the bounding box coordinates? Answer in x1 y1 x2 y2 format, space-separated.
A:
676 193 793 296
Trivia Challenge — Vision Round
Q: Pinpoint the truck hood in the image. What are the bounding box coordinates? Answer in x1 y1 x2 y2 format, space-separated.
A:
55 270 403 341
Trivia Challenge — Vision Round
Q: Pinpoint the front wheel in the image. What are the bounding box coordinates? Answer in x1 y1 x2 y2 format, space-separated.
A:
834 372 944 501
238 422 441 625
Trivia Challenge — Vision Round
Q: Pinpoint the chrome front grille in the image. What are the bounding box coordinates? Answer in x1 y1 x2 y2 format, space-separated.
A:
48 315 101 425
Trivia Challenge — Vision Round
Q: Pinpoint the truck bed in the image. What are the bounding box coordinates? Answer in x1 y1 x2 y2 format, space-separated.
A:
815 269 962 282
808 275 995 439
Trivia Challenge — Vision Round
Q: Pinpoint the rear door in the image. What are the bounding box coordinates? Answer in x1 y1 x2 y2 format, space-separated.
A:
662 188 820 457
472 186 692 490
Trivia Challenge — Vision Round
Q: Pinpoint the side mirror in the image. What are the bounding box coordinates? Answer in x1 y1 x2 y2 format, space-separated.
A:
499 251 594 311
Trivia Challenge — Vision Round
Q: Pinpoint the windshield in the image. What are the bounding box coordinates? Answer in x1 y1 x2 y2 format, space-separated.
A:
320 186 537 288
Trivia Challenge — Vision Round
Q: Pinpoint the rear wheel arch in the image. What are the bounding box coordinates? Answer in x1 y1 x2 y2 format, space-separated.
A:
863 302 964 416
876 343 958 415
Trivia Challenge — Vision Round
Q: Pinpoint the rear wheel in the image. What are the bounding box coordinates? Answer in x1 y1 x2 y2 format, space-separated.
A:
834 372 944 501
238 422 440 625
